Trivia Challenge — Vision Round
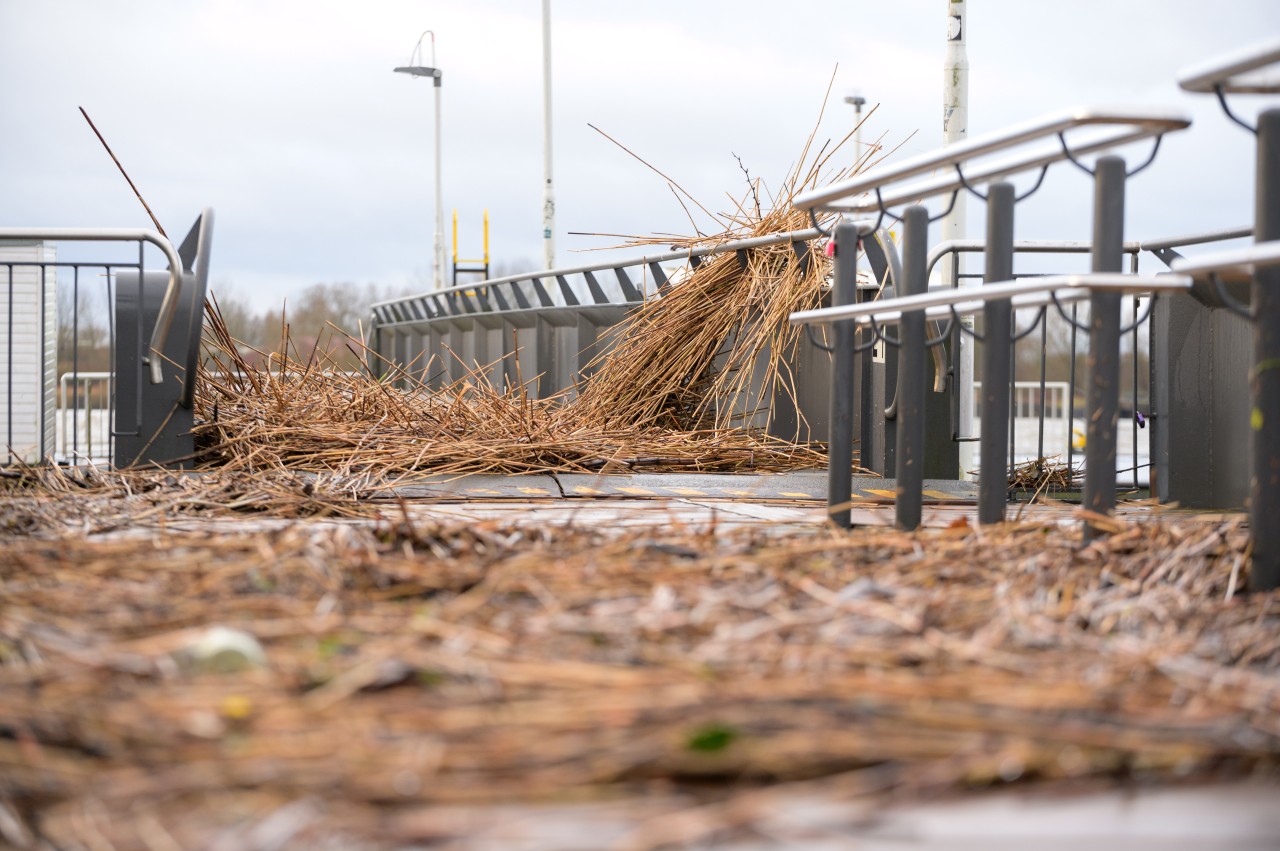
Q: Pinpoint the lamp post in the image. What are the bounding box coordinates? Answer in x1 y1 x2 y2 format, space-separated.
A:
395 34 445 291
844 94 867 167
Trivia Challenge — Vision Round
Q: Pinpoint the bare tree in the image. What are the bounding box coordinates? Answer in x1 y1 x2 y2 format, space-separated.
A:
57 274 110 375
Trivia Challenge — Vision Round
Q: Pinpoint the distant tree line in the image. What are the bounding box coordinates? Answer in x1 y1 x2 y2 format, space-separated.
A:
209 281 408 372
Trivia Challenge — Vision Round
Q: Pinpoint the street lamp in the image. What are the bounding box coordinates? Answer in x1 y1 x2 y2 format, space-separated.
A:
844 94 867 166
395 32 445 291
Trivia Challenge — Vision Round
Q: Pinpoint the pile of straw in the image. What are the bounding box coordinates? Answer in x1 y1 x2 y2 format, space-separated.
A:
0 475 1276 847
1008 455 1080 496
191 87 889 477
573 98 884 433
194 310 827 479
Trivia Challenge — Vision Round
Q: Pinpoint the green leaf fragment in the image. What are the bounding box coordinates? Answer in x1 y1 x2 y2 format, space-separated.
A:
686 723 738 753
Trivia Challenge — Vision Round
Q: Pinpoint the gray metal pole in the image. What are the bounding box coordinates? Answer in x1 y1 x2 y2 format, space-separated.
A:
828 222 860 529
433 77 445 291
895 205 929 531
1250 108 1280 591
1083 155 1126 536
979 182 1015 524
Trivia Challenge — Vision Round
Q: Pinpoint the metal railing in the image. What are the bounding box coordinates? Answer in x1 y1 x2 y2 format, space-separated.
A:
372 227 824 329
972 380 1073 471
1 232 180 466
1 210 212 468
57 371 113 463
926 227 1252 490
368 225 846 406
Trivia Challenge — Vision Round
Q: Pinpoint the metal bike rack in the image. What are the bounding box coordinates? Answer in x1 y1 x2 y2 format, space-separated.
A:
793 273 1194 531
792 107 1190 531
1178 38 1280 591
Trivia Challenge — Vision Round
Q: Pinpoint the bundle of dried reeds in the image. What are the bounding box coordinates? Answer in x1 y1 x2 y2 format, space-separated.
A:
194 306 826 479
1008 455 1080 495
572 94 887 433
190 86 892 477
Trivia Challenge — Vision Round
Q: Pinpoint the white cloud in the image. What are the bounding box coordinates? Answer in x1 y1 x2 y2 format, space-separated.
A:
1 0 1275 310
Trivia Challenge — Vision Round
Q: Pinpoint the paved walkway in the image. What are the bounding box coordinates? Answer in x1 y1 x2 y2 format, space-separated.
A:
357 471 1215 533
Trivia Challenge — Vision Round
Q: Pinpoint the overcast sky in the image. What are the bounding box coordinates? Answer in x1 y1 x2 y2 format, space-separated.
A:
1 1 1276 310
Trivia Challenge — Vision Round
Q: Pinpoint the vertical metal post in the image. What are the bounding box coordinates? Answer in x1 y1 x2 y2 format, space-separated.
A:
541 0 556 269
1067 301 1079 479
895 205 928 531
944 0 972 481
1083 156 1126 535
979 182 1015 524
432 74 445 291
5 264 12 464
1251 108 1280 591
828 222 860 529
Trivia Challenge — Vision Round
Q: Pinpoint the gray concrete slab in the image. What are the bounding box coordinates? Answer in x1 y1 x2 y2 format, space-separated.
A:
371 474 564 500
373 472 979 504
320 781 1280 850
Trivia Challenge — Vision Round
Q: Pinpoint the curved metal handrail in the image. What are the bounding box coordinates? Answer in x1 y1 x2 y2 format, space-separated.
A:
0 227 182 385
1169 241 1280 279
789 273 1193 327
1178 38 1280 95
371 225 831 324
792 107 1190 214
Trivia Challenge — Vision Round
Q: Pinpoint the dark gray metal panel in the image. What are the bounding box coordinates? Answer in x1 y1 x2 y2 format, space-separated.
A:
771 295 830 445
1251 107 1280 590
921 334 958 479
426 327 447 389
511 281 532 310
614 267 642 302
1152 292 1251 509
449 319 473 383
113 213 211 468
112 269 201 468
531 277 555 308
576 315 602 380
583 270 608 304
536 316 558 398
491 286 512 312
647 262 668 292
556 275 579 306
400 330 419 386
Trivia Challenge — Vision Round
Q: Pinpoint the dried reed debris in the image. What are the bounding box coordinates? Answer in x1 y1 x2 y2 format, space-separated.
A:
0 492 1276 847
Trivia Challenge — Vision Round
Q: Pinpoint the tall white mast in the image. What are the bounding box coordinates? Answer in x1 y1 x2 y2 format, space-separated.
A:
541 0 555 269
943 0 973 478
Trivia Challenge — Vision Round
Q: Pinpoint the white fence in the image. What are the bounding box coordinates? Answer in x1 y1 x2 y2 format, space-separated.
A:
57 371 113 463
973 380 1149 483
